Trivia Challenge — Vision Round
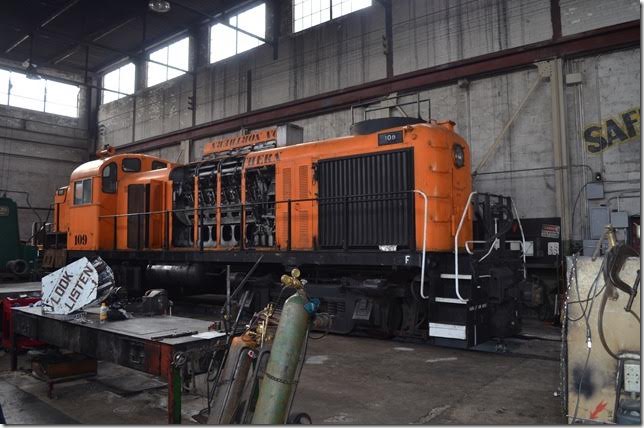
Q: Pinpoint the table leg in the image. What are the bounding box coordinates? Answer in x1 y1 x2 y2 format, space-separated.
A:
10 330 17 371
167 360 182 424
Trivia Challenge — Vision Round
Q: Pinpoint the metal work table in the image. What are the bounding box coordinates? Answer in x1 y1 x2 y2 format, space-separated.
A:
0 282 41 299
11 306 225 423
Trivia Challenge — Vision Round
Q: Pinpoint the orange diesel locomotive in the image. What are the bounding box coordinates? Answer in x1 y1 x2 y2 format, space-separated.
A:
52 117 523 347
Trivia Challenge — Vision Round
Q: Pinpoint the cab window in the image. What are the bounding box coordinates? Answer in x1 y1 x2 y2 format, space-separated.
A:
122 158 141 172
102 162 117 193
152 160 167 170
73 178 92 205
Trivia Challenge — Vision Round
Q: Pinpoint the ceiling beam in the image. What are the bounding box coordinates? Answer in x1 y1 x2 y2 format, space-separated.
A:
14 25 193 76
172 0 270 45
49 16 140 66
112 21 640 154
89 0 261 74
4 0 81 54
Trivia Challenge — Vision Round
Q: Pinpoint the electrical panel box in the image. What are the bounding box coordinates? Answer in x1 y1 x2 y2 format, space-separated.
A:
565 72 583 85
586 182 605 200
623 360 640 393
611 211 629 229
590 207 610 239
583 240 608 256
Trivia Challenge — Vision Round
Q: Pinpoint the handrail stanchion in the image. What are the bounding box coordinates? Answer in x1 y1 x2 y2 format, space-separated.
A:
199 207 204 251
412 190 429 299
136 213 141 250
343 195 349 250
240 203 245 250
113 216 117 250
287 200 292 251
164 211 169 249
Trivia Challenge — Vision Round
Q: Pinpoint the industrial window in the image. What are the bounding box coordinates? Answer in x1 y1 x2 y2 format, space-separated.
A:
293 0 371 32
152 160 167 170
102 63 135 104
210 3 266 63
0 68 79 117
102 163 117 193
122 158 141 173
44 80 81 117
74 178 92 205
147 37 190 87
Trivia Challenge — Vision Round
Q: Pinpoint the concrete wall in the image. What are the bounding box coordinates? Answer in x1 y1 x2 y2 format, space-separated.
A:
392 0 552 74
560 0 640 36
0 60 90 239
563 48 641 240
95 0 640 243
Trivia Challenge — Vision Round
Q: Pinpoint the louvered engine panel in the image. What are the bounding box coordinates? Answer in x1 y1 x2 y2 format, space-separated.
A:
317 149 414 249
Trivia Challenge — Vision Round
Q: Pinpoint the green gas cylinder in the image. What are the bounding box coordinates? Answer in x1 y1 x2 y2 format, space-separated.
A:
251 292 310 424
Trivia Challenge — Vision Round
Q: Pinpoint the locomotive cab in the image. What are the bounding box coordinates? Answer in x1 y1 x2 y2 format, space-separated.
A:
56 153 172 251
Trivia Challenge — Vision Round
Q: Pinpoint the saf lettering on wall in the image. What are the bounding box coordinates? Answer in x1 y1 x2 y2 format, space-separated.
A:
41 257 99 315
583 107 640 154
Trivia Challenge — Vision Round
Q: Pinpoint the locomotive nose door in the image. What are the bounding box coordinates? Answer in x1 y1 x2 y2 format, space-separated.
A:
127 184 146 249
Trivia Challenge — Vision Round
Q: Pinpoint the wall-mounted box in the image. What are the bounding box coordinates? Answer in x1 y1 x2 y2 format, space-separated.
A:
611 211 629 229
586 182 605 200
590 207 610 239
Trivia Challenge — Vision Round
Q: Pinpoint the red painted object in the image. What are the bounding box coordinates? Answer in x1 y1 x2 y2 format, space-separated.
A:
1 297 45 350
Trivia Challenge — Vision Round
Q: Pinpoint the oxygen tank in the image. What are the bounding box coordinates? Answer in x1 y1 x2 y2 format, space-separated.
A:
251 292 310 424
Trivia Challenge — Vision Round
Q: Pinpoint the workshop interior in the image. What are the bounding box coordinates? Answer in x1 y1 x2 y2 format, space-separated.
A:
0 0 640 425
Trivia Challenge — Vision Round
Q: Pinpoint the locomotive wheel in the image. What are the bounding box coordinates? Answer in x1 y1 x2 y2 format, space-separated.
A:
287 412 312 424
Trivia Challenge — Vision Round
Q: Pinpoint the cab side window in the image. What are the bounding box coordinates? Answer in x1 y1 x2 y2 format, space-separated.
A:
73 178 92 205
152 160 167 170
122 158 141 172
102 163 117 193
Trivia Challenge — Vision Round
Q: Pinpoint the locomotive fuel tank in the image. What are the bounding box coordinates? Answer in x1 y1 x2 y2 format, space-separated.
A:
145 263 225 296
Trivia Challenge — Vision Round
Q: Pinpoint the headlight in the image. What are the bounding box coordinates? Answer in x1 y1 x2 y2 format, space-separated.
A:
453 144 465 168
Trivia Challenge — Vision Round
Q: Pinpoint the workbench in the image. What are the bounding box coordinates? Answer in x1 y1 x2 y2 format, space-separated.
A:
10 306 225 423
0 282 41 299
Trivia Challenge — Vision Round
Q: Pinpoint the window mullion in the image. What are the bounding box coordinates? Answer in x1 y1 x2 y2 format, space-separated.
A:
7 74 12 105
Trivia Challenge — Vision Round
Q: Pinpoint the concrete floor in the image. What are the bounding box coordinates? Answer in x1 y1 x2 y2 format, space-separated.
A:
0 331 565 424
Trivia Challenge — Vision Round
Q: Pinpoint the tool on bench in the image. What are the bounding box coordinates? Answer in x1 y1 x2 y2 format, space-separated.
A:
151 330 199 341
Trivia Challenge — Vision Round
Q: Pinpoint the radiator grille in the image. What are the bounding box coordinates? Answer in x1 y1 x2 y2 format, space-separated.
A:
317 149 414 249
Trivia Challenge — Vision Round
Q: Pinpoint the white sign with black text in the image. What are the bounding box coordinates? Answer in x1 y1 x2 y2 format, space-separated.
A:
41 257 99 315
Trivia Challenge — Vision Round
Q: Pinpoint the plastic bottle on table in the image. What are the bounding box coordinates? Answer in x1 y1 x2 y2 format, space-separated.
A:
99 302 108 324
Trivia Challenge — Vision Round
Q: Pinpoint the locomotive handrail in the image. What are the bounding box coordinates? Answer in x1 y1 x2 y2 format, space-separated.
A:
97 190 414 219
412 190 429 299
98 189 421 258
454 191 477 302
510 197 527 280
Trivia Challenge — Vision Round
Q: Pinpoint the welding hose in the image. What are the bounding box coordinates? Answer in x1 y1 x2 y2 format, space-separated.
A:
597 289 618 360
597 252 641 360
